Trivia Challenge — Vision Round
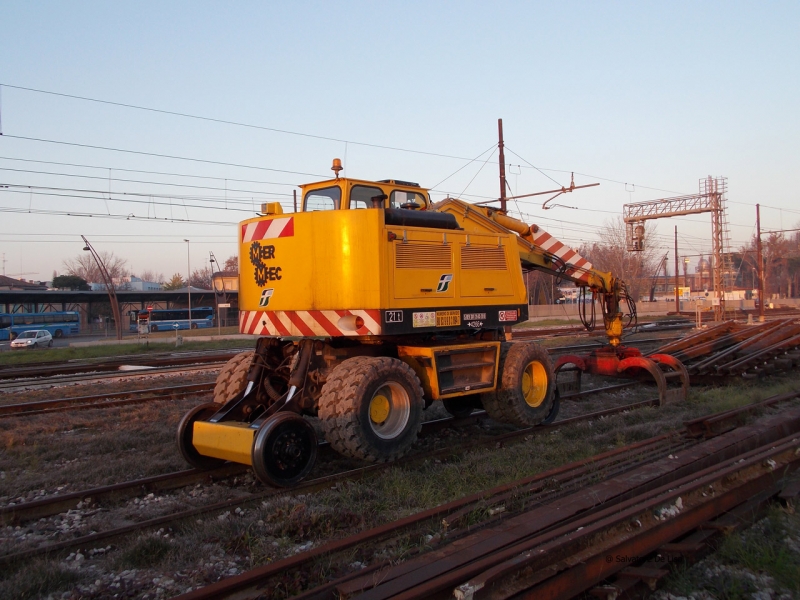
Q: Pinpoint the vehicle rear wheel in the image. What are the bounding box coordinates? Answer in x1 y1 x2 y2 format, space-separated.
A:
53 329 63 338
177 403 226 470
251 412 317 487
191 323 198 329
481 342 555 427
48 340 53 348
318 357 424 462
213 351 255 404
150 324 158 332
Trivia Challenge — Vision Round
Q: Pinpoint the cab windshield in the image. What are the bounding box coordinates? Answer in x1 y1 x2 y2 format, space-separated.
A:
303 186 341 211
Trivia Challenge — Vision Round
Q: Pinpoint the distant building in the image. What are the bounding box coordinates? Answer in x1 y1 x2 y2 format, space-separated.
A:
127 276 163 291
0 275 47 291
211 271 238 292
90 276 163 291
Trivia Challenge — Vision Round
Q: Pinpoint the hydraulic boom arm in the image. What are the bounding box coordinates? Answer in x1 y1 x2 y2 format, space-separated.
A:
434 197 635 346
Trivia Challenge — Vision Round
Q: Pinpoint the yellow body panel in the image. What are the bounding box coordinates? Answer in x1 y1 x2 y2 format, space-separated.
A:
192 421 255 465
239 208 528 314
240 209 385 312
399 342 500 400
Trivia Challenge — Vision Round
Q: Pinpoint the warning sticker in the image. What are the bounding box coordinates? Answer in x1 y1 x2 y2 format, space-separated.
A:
436 310 461 327
498 310 518 322
413 311 436 328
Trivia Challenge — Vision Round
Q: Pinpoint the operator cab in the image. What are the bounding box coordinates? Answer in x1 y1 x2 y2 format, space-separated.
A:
300 159 431 212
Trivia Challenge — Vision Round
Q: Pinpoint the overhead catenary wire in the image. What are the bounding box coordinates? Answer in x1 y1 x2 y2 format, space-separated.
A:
1 83 743 201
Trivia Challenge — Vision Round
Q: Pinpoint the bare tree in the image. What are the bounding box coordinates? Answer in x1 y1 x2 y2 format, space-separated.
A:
578 218 660 301
223 255 238 273
132 269 165 284
63 251 128 284
189 266 212 289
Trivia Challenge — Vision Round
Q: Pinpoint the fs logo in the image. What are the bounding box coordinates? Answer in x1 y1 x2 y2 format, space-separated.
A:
436 274 453 293
259 288 274 307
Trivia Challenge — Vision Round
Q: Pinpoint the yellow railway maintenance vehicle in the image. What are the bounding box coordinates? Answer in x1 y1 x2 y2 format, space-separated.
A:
178 160 680 487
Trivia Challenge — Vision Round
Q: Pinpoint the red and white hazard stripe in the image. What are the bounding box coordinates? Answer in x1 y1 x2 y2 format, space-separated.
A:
532 229 594 284
239 309 382 337
241 217 294 243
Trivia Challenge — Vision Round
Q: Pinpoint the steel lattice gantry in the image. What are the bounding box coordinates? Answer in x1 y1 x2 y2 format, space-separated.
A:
623 177 729 321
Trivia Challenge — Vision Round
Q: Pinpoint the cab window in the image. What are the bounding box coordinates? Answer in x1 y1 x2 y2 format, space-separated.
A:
303 186 341 211
349 185 385 209
390 190 427 209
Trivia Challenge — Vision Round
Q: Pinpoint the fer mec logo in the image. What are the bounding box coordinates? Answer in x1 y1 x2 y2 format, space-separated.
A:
259 288 274 307
436 274 453 293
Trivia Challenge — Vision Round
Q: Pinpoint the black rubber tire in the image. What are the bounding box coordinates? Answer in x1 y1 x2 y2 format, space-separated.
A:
481 342 555 427
251 412 317 487
177 403 226 470
317 356 424 462
150 324 158 332
213 351 255 404
191 323 198 329
540 391 560 425
32 342 38 349
53 329 63 339
9 332 17 341
48 340 53 348
442 397 474 419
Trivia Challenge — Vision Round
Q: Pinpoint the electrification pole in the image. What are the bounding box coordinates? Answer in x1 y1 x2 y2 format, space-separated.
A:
756 204 765 322
674 227 680 313
498 118 507 213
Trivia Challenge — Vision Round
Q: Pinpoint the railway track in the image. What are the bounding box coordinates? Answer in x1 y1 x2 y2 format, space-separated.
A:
0 381 216 418
170 394 800 600
0 349 249 382
0 389 665 567
0 361 226 392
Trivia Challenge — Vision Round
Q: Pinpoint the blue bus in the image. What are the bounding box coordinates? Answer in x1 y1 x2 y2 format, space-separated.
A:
0 311 81 340
132 307 214 333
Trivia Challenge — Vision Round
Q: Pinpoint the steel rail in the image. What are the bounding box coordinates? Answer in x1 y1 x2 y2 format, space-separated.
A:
458 434 800 599
0 362 226 392
173 401 800 600
0 350 245 381
340 412 800 600
0 396 663 566
0 382 216 418
0 380 645 527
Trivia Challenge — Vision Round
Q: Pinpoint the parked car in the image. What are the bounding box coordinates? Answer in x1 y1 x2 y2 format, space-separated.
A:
10 330 53 349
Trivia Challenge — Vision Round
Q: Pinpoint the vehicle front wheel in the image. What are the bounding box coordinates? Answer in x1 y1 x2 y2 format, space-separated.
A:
251 412 317 487
191 323 198 329
53 329 63 338
32 342 38 349
150 325 158 332
318 357 424 462
481 342 555 427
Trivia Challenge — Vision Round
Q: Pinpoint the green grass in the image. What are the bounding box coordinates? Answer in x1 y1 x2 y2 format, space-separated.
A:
0 560 86 600
117 535 173 569
0 337 255 366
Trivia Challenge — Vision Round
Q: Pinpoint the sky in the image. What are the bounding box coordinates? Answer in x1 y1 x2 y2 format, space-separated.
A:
0 1 798 283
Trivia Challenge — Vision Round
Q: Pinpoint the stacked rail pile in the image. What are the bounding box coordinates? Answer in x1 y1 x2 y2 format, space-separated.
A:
332 408 800 600
654 318 800 378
